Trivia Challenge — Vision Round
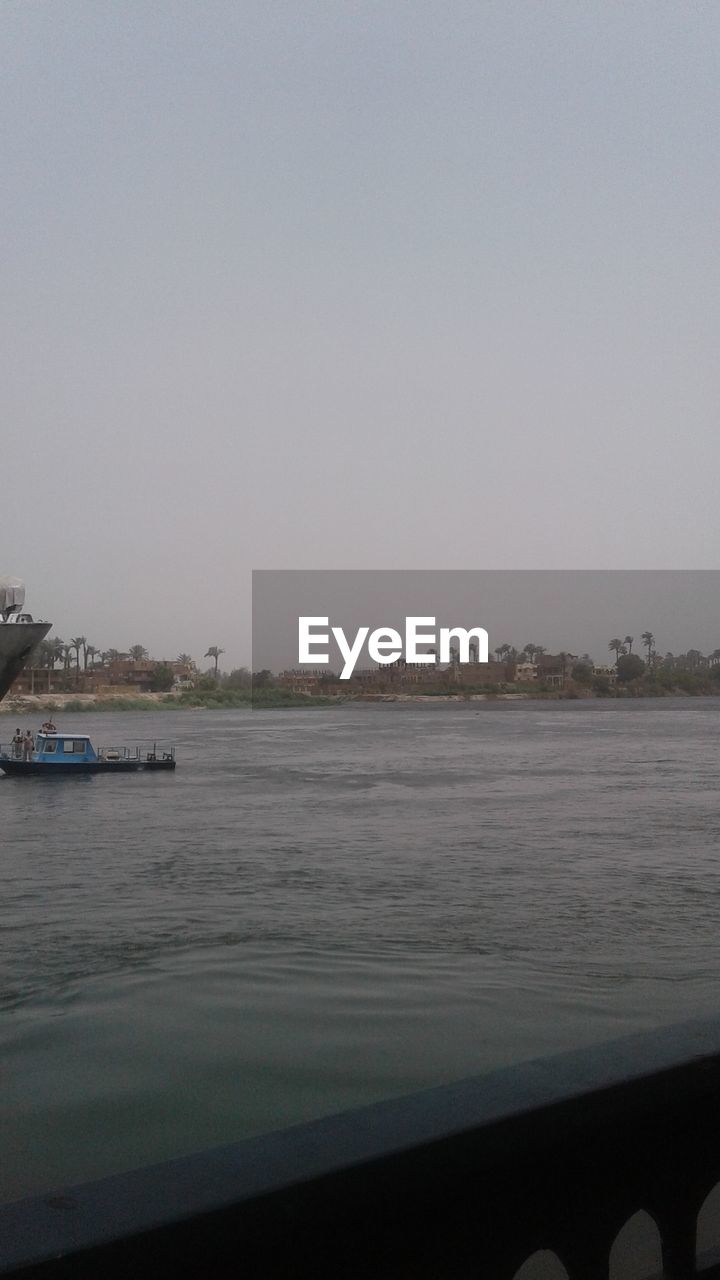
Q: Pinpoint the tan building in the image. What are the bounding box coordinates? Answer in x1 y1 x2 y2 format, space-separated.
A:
513 662 538 683
9 668 65 695
277 669 329 694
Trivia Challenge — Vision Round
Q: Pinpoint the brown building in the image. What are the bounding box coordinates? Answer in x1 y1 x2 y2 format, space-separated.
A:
10 657 194 698
103 660 157 689
277 669 333 694
447 660 511 686
534 654 577 688
9 668 66 695
280 655 518 696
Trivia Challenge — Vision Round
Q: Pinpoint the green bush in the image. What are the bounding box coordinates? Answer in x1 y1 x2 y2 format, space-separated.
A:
616 654 646 683
150 664 175 692
571 662 593 685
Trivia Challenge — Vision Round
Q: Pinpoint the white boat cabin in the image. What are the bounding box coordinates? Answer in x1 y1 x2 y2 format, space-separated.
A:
34 733 98 763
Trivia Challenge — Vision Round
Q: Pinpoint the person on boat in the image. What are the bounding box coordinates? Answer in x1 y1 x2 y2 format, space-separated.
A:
41 717 56 733
12 728 23 758
22 730 34 761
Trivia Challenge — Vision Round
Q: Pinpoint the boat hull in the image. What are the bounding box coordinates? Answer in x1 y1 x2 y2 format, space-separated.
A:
0 622 52 701
0 758 176 776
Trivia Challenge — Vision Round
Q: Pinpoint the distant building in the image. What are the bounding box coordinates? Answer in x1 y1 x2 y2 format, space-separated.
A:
535 654 577 689
277 669 328 695
449 660 510 686
101 660 157 691
9 668 64 695
592 664 617 684
513 662 538 683
280 653 518 695
10 655 193 697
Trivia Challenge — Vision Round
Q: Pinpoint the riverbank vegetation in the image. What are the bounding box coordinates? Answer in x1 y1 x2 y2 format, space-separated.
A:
4 675 720 716
10 636 720 712
0 686 343 714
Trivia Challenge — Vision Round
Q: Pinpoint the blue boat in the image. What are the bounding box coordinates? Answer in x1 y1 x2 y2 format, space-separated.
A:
0 732 176 776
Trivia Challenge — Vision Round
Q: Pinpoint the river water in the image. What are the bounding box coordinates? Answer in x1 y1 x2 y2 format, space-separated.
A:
3 698 720 1202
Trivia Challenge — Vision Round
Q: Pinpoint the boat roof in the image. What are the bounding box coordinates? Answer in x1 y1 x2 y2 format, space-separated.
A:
38 731 92 741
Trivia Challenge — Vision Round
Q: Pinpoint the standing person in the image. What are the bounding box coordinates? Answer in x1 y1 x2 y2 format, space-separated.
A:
12 728 23 758
22 730 34 761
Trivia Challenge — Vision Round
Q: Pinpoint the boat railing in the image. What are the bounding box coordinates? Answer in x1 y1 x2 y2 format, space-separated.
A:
0 741 176 762
96 742 176 762
4 1017 720 1277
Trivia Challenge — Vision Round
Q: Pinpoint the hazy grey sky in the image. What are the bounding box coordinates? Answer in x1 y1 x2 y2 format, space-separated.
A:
3 2 719 666
253 571 720 671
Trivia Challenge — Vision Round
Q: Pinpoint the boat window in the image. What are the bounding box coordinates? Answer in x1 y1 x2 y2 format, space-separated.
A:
62 740 74 752
43 740 57 753
72 740 86 754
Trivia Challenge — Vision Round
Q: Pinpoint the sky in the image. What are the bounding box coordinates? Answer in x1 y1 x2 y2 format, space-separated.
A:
3 2 719 667
252 571 720 671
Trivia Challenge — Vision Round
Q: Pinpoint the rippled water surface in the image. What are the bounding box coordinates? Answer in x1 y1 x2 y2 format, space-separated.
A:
4 699 720 1200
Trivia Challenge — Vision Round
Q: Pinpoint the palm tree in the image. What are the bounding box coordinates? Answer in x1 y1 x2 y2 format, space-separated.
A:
49 637 65 668
205 645 225 677
72 636 86 682
176 653 193 667
641 631 655 665
105 649 120 665
624 636 634 654
62 643 73 671
609 638 625 666
129 645 148 663
33 639 52 669
70 636 85 677
85 645 98 669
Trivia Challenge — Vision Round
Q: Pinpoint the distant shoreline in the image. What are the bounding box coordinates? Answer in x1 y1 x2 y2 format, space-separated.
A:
1 686 720 715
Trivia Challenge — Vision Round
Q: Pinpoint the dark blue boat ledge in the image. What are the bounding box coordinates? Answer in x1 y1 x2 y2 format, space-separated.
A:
4 1017 720 1278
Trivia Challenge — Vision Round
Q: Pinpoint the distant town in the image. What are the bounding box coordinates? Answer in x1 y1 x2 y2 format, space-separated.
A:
9 631 720 703
11 639 226 697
